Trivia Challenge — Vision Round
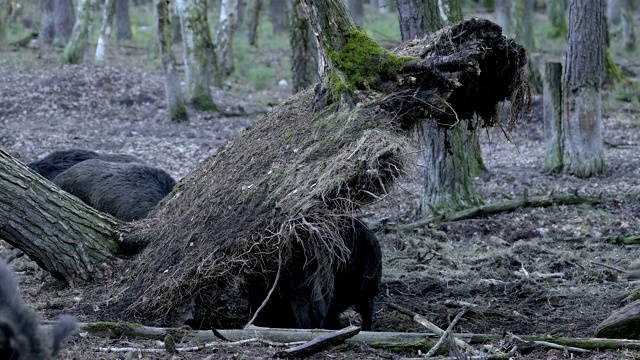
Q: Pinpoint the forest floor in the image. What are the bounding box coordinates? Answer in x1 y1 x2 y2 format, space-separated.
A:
1 44 640 359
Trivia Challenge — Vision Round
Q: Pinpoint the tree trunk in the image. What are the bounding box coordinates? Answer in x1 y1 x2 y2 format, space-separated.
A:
116 0 133 41
289 0 317 93
607 0 622 26
397 0 440 41
0 150 122 285
347 0 363 26
171 0 181 42
420 120 483 213
216 0 239 77
621 0 635 51
547 0 567 38
53 0 75 45
63 0 91 64
96 0 116 64
438 0 462 23
494 0 513 35
175 0 219 110
543 62 563 173
155 0 189 122
562 0 605 177
514 0 534 52
246 0 262 46
39 0 56 44
269 0 288 34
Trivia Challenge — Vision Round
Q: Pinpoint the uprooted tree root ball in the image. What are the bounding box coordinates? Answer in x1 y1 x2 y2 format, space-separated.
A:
113 18 530 328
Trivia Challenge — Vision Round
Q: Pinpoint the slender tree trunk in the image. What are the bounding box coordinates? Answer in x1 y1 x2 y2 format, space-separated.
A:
116 0 133 41
289 0 317 93
269 0 288 34
63 0 91 64
0 150 122 285
175 0 219 110
543 62 563 172
494 0 513 35
621 0 635 51
96 0 116 64
171 0 181 42
155 0 189 122
562 0 605 177
347 0 363 26
246 0 262 46
438 0 462 23
514 0 534 52
0 1 9 44
547 0 567 38
216 0 239 77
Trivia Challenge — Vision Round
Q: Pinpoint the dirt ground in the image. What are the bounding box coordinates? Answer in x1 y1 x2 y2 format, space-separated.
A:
1 46 640 359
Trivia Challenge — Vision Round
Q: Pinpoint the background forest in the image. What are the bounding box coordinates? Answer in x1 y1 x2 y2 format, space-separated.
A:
1 0 640 359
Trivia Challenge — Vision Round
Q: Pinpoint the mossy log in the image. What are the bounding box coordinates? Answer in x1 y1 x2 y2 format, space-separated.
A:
116 16 529 328
595 300 640 339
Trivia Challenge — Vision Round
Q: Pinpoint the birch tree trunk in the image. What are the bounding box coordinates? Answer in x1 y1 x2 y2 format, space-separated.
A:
155 0 189 122
96 0 116 64
0 150 122 285
289 0 317 93
562 0 605 177
63 0 91 64
216 0 239 77
175 0 219 111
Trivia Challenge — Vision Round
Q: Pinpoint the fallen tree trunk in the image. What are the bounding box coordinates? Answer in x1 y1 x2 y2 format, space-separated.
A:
0 150 122 284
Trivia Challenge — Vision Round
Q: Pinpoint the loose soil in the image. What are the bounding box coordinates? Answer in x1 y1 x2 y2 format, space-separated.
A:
1 47 640 359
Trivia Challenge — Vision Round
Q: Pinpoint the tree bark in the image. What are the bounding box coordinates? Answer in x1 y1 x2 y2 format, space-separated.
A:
216 0 239 77
397 0 440 41
39 0 56 44
53 0 75 45
63 0 91 64
116 0 133 41
96 0 116 64
269 0 288 34
0 150 122 285
289 0 317 93
155 0 189 122
543 62 563 173
175 0 219 110
562 0 605 177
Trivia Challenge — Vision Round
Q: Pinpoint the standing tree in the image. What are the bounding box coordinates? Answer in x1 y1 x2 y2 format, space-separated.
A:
155 0 189 122
561 0 605 177
269 0 288 34
63 0 91 63
216 0 240 77
0 0 528 328
175 0 219 111
246 0 262 46
40 0 75 46
95 0 116 64
621 0 635 51
288 0 317 93
116 0 133 41
397 0 489 214
347 0 363 26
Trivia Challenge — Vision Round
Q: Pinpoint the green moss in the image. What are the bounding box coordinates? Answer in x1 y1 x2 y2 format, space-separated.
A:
326 28 417 90
192 94 218 112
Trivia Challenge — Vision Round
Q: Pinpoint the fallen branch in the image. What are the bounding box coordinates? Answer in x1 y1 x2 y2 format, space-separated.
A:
387 303 476 353
273 326 360 358
426 308 468 357
43 321 640 353
395 191 603 232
